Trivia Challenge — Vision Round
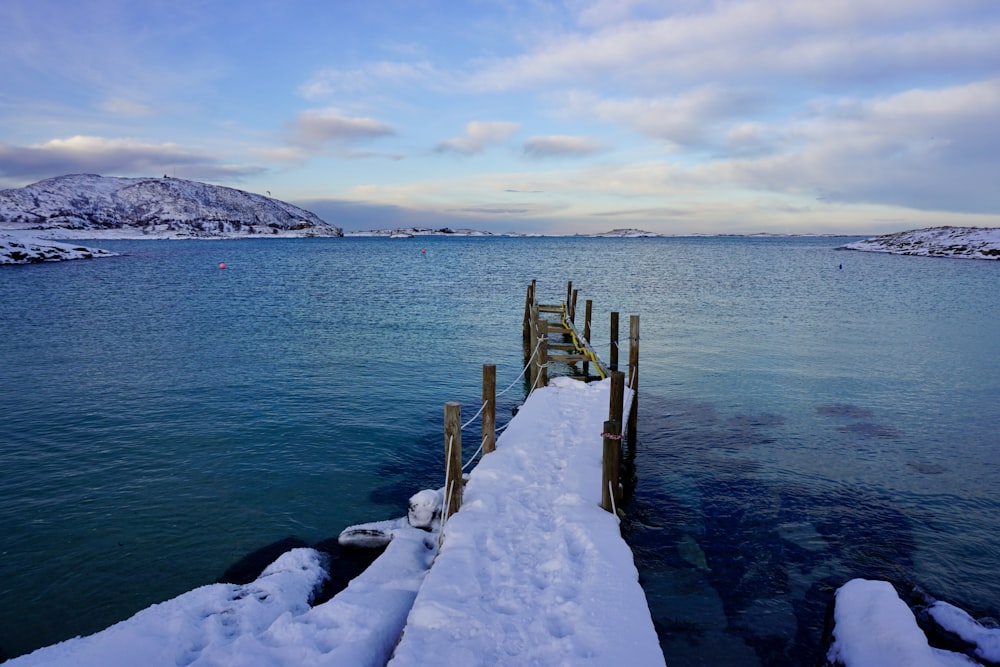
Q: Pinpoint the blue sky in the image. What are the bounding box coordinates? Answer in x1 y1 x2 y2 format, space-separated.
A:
2 0 999 234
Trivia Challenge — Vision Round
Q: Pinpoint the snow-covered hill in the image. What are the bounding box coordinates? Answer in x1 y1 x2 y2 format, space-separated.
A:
0 174 342 239
841 226 1000 260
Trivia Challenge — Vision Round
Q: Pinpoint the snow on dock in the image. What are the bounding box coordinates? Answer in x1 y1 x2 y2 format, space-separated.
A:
389 376 664 666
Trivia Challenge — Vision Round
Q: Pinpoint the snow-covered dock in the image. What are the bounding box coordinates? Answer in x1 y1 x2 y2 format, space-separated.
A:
390 376 663 666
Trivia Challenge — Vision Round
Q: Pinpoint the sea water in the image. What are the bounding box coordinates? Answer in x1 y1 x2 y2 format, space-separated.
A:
1 236 997 664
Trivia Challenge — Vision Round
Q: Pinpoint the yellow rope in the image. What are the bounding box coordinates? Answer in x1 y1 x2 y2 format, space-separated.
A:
559 303 608 379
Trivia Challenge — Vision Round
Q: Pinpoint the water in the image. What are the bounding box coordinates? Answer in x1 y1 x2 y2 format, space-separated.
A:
1 236 998 664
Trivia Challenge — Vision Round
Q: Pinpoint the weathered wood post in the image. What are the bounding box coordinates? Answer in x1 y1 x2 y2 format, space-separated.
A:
601 420 622 513
537 319 549 388
565 280 573 313
570 289 579 323
609 371 625 431
482 364 496 455
627 315 640 447
521 280 535 363
610 311 620 372
528 300 538 388
444 402 463 519
583 299 593 377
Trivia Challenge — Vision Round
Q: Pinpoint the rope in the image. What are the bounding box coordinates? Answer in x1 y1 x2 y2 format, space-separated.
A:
497 335 544 397
462 435 487 472
608 480 619 522
442 434 455 523
462 400 488 430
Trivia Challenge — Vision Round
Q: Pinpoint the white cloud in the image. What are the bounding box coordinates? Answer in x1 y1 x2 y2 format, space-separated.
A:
570 87 765 151
436 121 521 154
0 135 261 182
299 61 441 99
705 78 1000 212
100 97 155 116
466 0 1000 93
292 108 396 145
523 135 602 158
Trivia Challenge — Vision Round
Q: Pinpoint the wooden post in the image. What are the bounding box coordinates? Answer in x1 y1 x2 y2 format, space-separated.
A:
610 311 620 372
482 364 496 455
601 420 622 512
537 319 549 388
444 402 463 519
565 280 573 313
609 371 625 428
627 315 640 447
522 282 534 355
528 301 538 387
570 289 579 323
583 299 593 377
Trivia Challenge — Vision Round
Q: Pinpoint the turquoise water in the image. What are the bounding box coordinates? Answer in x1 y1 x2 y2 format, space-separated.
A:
1 236 998 664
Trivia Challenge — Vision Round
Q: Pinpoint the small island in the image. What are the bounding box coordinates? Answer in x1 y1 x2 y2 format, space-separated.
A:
841 226 1000 260
1 232 116 265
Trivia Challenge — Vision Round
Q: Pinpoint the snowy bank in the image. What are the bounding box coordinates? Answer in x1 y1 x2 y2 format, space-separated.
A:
0 231 115 264
840 227 1000 260
825 579 1000 667
9 532 436 667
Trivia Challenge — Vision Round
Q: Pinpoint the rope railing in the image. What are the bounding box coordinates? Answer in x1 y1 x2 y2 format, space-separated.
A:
439 281 639 525
455 336 548 471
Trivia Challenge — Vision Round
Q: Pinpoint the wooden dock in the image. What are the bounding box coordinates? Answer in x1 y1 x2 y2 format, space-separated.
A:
386 281 662 665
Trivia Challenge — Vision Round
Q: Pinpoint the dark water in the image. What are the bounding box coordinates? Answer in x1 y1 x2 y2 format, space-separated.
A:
1 236 998 664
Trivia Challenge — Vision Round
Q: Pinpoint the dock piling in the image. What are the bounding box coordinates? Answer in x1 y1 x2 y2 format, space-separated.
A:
601 420 622 513
610 311 620 372
627 315 640 448
537 319 549 388
444 402 463 520
482 364 496 455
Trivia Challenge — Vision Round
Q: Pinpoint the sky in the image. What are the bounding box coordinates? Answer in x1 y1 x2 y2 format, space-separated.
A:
2 0 1000 235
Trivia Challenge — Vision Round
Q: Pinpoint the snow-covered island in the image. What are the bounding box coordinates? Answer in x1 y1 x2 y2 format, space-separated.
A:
840 226 1000 260
343 227 661 238
1 231 117 265
0 174 343 241
345 226 503 238
585 228 661 238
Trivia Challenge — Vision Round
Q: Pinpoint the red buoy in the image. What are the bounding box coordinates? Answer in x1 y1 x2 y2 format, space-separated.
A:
219 262 227 269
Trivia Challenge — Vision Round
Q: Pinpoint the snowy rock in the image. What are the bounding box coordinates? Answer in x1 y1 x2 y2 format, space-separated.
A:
825 579 997 667
1 231 115 264
407 489 443 529
841 226 1000 260
0 174 342 239
338 517 410 548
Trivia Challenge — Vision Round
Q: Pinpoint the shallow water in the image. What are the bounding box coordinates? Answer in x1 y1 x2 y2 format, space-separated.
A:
1 236 998 663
